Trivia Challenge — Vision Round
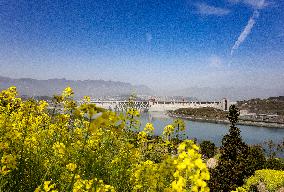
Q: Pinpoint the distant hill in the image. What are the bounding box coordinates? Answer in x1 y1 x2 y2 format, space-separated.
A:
237 96 284 116
168 87 284 101
0 76 153 98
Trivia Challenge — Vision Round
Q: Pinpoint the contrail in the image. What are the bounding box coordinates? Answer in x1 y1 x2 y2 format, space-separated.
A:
231 10 259 55
230 0 266 55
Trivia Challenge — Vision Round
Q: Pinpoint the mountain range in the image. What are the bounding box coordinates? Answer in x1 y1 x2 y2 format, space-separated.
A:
0 76 153 98
1 76 283 101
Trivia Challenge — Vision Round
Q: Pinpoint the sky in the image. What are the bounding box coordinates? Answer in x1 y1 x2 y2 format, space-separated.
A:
0 0 283 91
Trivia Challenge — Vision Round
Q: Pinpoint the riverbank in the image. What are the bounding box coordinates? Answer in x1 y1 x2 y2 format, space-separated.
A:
168 113 284 128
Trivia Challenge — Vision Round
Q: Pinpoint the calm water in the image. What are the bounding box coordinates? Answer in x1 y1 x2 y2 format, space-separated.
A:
139 112 284 147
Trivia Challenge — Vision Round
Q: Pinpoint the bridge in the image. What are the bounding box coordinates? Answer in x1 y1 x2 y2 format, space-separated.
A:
90 98 229 112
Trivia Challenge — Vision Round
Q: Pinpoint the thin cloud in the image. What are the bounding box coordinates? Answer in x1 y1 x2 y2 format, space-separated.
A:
228 0 268 9
244 0 268 9
195 3 231 16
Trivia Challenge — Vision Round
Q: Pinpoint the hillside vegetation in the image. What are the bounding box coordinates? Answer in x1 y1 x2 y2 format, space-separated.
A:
237 96 284 115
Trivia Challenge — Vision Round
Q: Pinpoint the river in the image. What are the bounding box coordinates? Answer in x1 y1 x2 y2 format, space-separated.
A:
139 112 284 147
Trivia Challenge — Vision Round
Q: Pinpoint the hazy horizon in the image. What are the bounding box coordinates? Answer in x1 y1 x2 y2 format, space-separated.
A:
1 75 283 101
0 0 283 94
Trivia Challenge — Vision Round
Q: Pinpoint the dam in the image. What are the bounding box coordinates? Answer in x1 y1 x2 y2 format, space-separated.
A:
90 98 230 112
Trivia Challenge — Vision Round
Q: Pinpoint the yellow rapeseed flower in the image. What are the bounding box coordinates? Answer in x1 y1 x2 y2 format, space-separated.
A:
66 163 77 172
43 181 56 192
1 154 17 169
62 87 74 97
52 142 65 157
143 123 154 134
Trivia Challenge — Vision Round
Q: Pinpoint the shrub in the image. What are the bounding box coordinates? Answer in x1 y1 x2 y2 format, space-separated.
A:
265 158 284 170
246 145 266 176
233 169 284 192
200 140 216 159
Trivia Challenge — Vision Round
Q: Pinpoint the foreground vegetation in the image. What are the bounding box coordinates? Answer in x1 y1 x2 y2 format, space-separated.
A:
0 87 283 191
0 87 209 192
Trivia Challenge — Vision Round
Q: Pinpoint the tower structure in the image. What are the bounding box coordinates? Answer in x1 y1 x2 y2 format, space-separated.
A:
221 98 228 111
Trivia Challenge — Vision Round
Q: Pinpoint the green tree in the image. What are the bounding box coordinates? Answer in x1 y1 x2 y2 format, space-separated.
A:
208 105 251 191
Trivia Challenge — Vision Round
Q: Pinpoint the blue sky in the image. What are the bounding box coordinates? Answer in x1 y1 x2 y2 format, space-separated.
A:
0 0 283 90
